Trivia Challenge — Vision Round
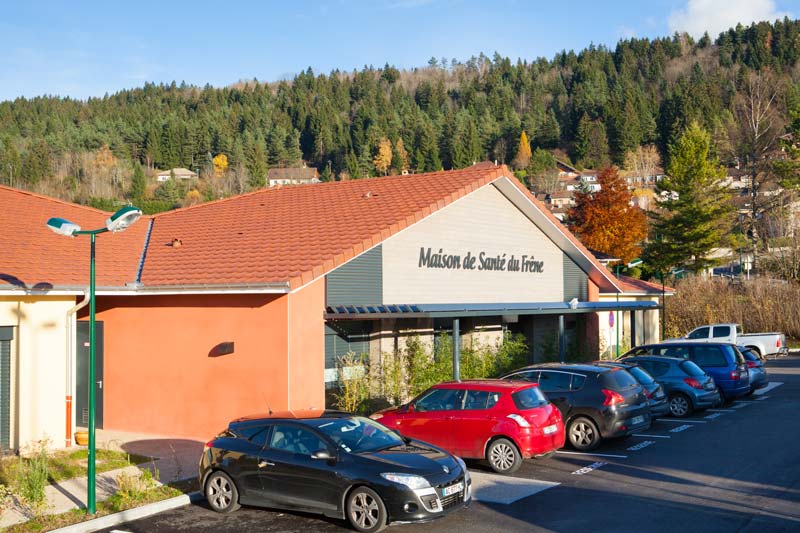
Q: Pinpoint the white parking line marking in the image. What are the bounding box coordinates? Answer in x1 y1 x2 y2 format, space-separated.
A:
704 413 723 419
656 418 707 423
632 434 671 439
756 396 769 401
670 424 693 433
627 440 655 451
730 402 751 409
754 382 783 395
571 461 607 475
556 451 628 459
706 408 736 412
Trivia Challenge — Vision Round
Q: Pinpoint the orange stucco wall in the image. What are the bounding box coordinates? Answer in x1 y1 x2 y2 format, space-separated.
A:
287 277 326 411
91 293 290 439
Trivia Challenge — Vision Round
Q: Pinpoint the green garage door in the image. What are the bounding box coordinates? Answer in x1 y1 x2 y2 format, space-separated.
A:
0 327 12 450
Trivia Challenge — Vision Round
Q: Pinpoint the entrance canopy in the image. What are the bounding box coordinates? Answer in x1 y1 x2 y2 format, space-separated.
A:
324 301 658 320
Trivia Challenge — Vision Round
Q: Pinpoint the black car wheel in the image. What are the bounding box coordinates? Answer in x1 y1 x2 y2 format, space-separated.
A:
568 416 601 451
205 471 240 514
716 385 729 405
486 438 522 474
668 393 693 418
346 486 387 533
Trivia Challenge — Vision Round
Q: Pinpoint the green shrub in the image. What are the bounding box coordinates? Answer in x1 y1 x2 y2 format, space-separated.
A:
15 440 50 517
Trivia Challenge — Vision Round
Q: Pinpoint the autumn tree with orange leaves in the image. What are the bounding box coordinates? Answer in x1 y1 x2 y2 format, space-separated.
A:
568 166 647 264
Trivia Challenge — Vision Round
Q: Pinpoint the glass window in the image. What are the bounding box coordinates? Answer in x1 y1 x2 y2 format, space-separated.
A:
712 325 731 338
269 425 327 455
628 366 655 385
692 346 727 367
602 369 639 390
680 360 706 377
414 388 463 412
650 361 671 377
239 425 270 447
572 374 586 389
511 387 548 409
309 417 403 453
463 390 494 410
687 327 710 339
658 345 691 359
537 371 573 392
505 370 539 382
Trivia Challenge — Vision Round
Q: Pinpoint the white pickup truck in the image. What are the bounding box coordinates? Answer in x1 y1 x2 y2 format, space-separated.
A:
666 323 788 359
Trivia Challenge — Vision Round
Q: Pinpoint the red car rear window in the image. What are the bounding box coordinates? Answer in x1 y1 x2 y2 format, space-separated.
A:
511 387 548 409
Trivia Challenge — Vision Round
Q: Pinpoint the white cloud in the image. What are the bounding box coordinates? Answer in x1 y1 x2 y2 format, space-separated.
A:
668 0 790 38
618 25 637 39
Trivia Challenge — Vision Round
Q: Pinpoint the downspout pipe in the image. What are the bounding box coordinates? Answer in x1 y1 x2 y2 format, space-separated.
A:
66 292 90 447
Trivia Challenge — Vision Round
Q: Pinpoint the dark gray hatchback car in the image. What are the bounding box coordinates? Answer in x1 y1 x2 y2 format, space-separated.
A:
618 355 720 417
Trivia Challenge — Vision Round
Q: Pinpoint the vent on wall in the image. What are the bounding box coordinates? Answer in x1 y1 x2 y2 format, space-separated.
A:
82 408 89 425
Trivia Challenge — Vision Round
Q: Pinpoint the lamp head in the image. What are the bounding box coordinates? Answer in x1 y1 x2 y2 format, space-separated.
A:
627 258 643 268
46 217 81 237
106 206 142 233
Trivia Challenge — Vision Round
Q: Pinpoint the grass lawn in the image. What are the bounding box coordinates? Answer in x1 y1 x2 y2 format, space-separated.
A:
0 447 152 486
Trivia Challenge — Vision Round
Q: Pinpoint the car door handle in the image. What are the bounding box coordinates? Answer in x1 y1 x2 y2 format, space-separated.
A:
258 461 275 468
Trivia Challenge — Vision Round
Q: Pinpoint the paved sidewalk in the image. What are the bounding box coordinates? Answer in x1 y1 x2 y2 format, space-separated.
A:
0 429 203 529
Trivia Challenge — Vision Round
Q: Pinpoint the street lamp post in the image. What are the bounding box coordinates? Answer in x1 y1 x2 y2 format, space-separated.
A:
615 258 643 358
46 206 141 514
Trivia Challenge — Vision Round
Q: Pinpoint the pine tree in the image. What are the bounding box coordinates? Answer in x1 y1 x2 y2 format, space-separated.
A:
128 163 146 200
645 123 733 273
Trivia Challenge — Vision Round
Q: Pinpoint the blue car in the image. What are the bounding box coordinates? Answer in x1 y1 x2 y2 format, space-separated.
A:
618 355 720 417
739 346 768 394
622 342 750 403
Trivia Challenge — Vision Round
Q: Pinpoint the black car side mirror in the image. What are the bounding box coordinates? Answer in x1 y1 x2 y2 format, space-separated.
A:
311 449 333 461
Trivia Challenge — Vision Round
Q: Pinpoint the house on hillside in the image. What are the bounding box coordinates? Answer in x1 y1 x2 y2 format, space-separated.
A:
268 165 320 187
156 168 198 182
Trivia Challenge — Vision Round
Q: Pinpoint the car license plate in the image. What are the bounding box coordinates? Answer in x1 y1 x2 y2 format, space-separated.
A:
655 391 665 399
631 415 644 425
543 424 558 435
442 482 463 497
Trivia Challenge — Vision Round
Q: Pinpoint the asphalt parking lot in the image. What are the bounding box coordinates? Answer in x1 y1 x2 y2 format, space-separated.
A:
101 356 800 533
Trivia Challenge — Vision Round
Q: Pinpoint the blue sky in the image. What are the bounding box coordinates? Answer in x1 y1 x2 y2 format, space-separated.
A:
0 0 795 102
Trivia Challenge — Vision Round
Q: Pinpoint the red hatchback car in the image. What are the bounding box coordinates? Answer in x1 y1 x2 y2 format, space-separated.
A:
371 380 565 474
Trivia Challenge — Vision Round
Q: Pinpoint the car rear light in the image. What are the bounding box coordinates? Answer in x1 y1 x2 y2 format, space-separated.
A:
602 389 625 406
777 338 781 348
683 378 703 389
730 370 740 380
643 388 652 399
204 440 214 450
746 361 758 369
507 413 531 428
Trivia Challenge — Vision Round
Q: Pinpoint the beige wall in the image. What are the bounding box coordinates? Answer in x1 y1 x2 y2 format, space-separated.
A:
0 296 75 451
382 184 565 304
597 295 661 358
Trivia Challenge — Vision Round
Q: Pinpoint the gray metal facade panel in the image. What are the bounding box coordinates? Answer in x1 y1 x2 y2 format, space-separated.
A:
563 253 588 301
0 326 12 341
0 339 10 449
326 246 383 306
324 323 370 369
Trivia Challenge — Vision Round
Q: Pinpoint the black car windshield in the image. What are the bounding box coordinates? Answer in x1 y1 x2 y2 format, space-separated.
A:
308 417 404 453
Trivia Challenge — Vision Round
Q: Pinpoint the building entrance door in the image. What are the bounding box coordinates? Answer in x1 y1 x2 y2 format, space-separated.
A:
76 321 104 429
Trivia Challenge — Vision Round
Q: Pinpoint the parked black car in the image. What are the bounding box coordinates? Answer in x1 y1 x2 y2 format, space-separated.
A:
739 346 769 394
593 360 670 418
199 410 471 533
617 355 720 417
621 342 750 402
500 363 651 451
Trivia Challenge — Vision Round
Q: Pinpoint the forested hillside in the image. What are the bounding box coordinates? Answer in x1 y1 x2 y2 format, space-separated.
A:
0 18 799 212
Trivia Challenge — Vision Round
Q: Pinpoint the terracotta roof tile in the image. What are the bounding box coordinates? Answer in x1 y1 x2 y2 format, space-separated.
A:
0 186 151 290
140 164 503 289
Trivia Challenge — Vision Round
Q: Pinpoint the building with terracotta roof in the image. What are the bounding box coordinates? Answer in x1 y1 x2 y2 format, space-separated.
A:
0 163 666 449
267 165 319 187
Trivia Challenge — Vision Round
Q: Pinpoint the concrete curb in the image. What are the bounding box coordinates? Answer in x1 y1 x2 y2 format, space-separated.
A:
51 491 203 533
